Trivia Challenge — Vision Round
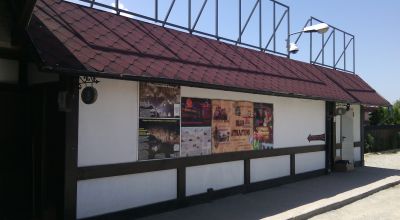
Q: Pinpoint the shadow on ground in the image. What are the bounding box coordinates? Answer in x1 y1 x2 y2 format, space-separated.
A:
139 166 400 220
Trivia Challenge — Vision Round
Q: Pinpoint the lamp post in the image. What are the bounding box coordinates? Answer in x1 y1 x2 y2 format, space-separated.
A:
287 23 329 55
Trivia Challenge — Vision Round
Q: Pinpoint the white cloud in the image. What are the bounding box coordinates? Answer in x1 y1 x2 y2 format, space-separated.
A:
111 2 134 18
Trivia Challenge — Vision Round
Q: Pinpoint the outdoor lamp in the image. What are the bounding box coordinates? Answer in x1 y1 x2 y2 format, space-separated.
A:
287 23 330 54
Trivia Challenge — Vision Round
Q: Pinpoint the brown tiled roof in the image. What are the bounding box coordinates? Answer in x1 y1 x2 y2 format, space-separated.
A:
27 0 390 106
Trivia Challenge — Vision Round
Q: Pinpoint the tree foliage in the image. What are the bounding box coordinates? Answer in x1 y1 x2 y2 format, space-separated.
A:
369 99 400 125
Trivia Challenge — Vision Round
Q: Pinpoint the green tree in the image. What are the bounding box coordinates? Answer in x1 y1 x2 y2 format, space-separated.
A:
369 99 400 125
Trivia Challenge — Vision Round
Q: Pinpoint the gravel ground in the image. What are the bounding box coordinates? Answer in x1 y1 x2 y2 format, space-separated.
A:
311 149 400 220
364 149 400 169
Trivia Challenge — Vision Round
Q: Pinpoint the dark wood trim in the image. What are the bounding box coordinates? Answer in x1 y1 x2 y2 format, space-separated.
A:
335 142 361 149
0 46 21 60
177 167 185 200
325 101 335 173
63 76 79 220
290 154 295 176
77 145 325 180
354 161 362 167
244 159 250 185
360 106 365 166
82 169 326 220
0 83 19 92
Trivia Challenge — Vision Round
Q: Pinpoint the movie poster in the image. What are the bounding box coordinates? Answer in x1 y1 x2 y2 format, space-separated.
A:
138 119 180 160
181 127 212 157
212 100 253 153
139 83 180 118
181 97 212 126
252 103 273 150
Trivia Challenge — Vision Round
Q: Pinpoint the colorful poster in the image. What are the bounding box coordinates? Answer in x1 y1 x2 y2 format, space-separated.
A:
181 127 212 157
252 103 273 150
139 83 180 118
212 100 253 153
138 119 180 160
181 97 212 126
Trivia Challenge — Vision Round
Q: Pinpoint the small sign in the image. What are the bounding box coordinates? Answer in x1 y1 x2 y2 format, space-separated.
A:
307 133 325 142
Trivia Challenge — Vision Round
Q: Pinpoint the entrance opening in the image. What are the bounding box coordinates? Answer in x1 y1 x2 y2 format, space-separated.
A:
341 109 354 163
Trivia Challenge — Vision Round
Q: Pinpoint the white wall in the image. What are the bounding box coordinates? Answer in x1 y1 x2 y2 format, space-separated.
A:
295 151 325 174
77 169 177 219
78 81 326 166
181 86 326 148
0 58 18 83
250 156 290 183
186 161 244 196
335 115 341 144
78 78 138 167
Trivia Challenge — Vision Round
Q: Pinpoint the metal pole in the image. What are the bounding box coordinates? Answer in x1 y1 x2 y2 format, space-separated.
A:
189 0 191 30
353 37 355 73
343 32 346 70
116 0 119 15
287 7 290 58
155 0 158 20
259 0 262 49
273 2 276 51
333 29 336 69
239 0 242 43
322 33 324 65
216 0 219 38
310 18 312 63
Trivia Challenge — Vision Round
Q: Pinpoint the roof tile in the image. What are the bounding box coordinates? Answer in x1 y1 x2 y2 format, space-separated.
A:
27 0 390 106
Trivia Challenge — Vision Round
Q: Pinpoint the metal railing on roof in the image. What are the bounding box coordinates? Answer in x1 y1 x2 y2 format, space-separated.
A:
63 0 356 73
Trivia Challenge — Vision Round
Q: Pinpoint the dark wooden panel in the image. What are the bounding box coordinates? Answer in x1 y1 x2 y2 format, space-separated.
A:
77 145 325 180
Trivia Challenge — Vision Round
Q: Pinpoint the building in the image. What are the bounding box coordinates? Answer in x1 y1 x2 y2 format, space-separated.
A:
1 0 390 219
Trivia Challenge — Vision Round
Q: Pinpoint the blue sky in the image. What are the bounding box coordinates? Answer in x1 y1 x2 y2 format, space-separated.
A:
68 0 399 104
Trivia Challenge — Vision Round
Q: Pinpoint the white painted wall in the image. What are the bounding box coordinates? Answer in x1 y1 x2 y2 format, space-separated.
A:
335 115 341 144
295 151 325 174
352 104 361 142
250 155 290 183
78 78 138 167
181 86 326 148
76 169 177 219
186 161 244 196
0 58 18 83
354 147 361 162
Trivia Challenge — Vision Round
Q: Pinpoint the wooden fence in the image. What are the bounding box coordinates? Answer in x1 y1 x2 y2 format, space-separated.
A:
364 124 400 152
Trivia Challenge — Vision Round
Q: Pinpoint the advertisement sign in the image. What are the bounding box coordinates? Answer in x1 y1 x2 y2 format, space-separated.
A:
139 83 180 118
138 119 180 160
212 100 253 153
252 103 273 150
181 97 212 126
181 127 212 157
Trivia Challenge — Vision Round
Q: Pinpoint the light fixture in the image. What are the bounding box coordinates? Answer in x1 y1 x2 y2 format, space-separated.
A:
287 23 330 54
302 23 329 34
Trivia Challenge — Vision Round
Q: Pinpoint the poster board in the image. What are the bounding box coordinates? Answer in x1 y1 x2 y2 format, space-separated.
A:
138 119 180 160
211 100 253 153
138 82 181 160
181 127 212 156
181 97 212 157
139 83 180 118
252 103 273 149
